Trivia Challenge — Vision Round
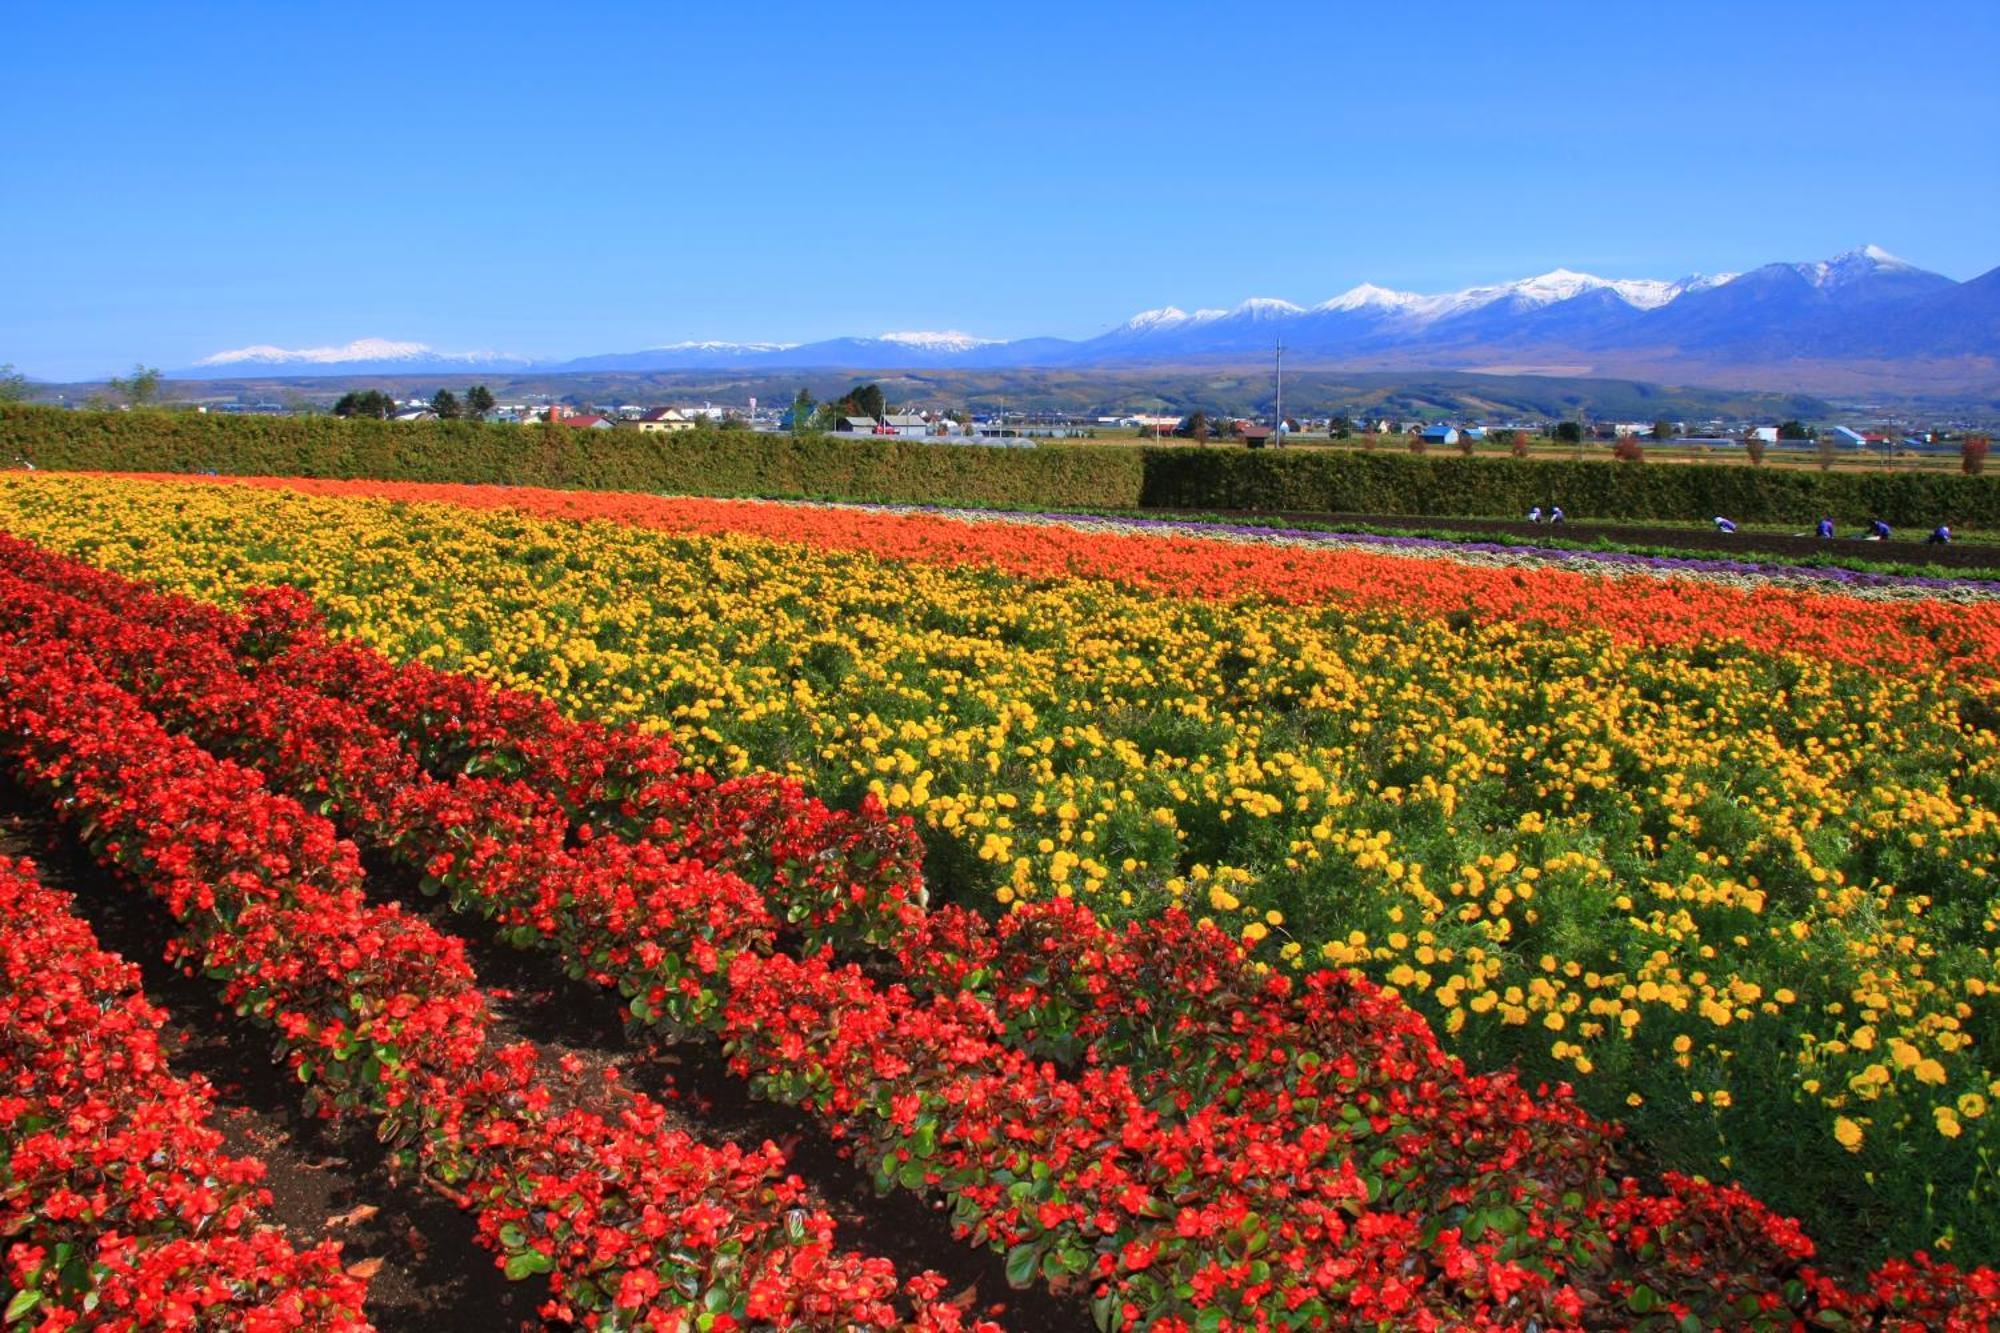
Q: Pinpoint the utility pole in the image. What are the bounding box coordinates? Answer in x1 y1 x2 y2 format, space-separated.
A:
1274 338 1284 446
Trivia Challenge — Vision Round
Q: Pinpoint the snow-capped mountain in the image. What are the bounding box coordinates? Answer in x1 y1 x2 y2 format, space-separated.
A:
181 338 534 377
874 330 1002 353
171 247 1997 391
1048 246 1986 380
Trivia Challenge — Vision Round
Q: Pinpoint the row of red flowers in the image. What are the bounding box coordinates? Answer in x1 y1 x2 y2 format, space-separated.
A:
5 535 1995 1327
95 474 2000 681
0 552 1423 1328
0 620 988 1331
0 854 370 1332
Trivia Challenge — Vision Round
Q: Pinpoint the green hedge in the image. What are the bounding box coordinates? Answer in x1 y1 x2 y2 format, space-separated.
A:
2 406 1993 526
1136 448 2000 526
0 407 1143 510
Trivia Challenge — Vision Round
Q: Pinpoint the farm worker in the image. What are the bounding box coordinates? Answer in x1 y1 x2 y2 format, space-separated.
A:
1549 506 1567 524
1816 517 1835 539
1528 506 1544 524
1713 516 1738 534
1927 524 1952 545
1865 518 1892 540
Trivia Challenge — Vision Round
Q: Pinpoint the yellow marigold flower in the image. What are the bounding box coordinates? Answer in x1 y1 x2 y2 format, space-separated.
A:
1833 1116 1865 1152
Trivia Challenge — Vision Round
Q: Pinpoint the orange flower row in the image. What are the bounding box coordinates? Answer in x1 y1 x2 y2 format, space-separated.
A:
99 474 2000 680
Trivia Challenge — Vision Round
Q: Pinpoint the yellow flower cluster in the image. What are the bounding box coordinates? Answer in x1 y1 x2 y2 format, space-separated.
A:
4 474 1996 1255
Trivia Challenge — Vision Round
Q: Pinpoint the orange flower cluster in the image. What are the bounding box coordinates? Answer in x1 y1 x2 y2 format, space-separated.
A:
102 474 2000 680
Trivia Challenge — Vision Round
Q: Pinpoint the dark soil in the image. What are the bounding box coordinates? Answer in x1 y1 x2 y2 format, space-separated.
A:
1152 508 2000 570
3 787 1089 1332
0 790 551 1333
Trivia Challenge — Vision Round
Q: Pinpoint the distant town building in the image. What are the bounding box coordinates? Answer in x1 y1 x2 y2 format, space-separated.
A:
1418 424 1461 447
881 414 932 438
621 407 697 434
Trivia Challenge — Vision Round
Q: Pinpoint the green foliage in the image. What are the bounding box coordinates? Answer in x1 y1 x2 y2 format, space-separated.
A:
430 389 461 420
0 406 1143 509
106 364 162 406
0 365 29 404
1552 421 1584 445
1133 446 2000 525
464 384 497 417
1778 420 1814 440
332 390 397 419
6 405 1999 526
831 383 885 419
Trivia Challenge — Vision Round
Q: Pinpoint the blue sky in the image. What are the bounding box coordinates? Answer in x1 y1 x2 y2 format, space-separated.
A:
4 0 1996 379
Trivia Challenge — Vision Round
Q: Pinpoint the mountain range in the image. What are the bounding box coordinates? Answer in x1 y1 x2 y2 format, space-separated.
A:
171 247 2000 394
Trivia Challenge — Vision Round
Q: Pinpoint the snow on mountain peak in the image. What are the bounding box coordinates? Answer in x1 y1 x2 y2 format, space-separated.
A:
1792 245 1921 288
1120 306 1229 333
1318 283 1424 313
652 339 797 353
199 337 448 366
1233 297 1305 318
1121 306 1190 332
875 330 1000 352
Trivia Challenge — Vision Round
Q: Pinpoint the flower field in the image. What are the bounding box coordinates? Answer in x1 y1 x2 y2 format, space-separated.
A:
1 471 1997 1328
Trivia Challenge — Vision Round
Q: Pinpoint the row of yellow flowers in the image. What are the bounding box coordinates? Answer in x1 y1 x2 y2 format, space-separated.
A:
5 473 1995 1267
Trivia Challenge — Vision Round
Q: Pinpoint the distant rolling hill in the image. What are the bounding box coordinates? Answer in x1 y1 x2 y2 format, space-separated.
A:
145 366 1849 426
164 245 2000 396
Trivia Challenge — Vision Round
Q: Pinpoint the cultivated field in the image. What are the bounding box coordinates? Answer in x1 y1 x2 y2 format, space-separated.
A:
2 470 1997 1330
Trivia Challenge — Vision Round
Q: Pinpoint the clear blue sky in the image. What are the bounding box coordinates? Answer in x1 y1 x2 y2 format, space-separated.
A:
4 0 1996 379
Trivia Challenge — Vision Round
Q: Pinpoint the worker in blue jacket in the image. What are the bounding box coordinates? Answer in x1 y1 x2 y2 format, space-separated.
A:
1816 517 1835 539
1865 517 1892 540
1928 524 1953 545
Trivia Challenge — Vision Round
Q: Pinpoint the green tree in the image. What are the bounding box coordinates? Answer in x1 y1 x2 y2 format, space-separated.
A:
1651 418 1674 441
1179 411 1210 443
790 388 815 434
332 389 397 419
431 389 462 420
0 364 28 403
1552 421 1584 445
1777 420 1813 440
464 385 496 417
832 383 885 419
108 364 163 406
1328 415 1352 439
